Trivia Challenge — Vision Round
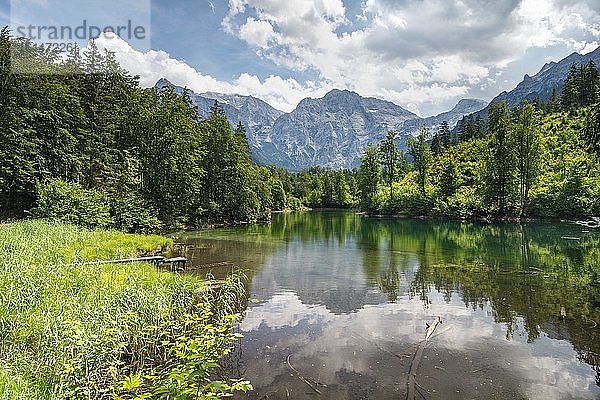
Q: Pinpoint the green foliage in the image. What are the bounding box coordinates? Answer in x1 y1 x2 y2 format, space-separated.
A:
512 103 543 215
379 131 404 201
148 310 252 400
384 176 433 216
357 145 381 210
561 61 600 111
109 194 161 234
35 179 112 228
1 31 338 228
484 101 517 215
0 220 250 399
584 102 600 154
359 95 600 220
284 167 358 209
456 115 485 143
407 127 433 196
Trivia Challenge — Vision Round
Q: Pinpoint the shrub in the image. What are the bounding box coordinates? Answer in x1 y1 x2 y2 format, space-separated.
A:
109 194 161 233
384 179 434 216
435 186 486 219
35 179 112 229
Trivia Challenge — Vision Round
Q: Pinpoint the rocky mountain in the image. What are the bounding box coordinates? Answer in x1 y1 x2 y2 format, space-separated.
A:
155 78 284 161
458 46 600 126
402 99 487 137
155 79 486 170
265 89 421 169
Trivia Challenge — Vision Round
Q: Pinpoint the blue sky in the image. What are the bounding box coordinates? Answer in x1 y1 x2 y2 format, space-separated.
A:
3 0 600 116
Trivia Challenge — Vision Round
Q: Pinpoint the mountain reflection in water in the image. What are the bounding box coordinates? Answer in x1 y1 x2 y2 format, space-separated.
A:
177 211 600 400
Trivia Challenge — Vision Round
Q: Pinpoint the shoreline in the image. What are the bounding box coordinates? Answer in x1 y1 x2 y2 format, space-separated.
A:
356 211 600 227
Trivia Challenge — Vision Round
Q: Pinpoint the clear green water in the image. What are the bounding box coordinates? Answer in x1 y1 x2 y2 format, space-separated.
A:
176 211 600 400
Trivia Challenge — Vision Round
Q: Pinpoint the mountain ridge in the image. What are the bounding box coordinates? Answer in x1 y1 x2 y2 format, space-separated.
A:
456 46 600 129
155 78 486 169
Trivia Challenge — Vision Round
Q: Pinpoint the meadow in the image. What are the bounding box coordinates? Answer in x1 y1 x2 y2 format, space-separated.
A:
0 219 250 399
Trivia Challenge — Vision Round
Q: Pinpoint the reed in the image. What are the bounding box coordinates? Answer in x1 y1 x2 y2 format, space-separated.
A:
0 219 248 399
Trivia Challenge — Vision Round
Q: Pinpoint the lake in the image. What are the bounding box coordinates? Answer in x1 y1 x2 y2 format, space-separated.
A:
176 211 600 400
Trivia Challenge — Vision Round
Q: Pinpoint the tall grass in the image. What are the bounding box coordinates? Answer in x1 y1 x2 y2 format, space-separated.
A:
0 219 248 399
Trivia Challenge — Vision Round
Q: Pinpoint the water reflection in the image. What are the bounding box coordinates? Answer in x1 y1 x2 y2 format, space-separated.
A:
177 211 600 399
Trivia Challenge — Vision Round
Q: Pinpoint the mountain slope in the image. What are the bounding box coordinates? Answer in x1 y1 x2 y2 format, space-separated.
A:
155 78 284 164
459 46 600 127
267 89 420 169
155 79 486 170
402 99 488 137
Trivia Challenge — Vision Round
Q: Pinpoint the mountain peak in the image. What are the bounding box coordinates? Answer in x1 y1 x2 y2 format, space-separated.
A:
325 88 359 97
155 77 174 89
452 98 487 111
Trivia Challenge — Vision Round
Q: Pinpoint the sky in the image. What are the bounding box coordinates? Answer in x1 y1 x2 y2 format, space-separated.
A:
2 0 600 116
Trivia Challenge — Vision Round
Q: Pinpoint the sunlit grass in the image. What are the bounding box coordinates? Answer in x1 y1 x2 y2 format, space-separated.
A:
0 219 219 399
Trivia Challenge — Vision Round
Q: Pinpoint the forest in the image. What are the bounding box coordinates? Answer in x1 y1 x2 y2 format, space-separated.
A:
1 26 599 231
0 28 358 231
357 60 600 220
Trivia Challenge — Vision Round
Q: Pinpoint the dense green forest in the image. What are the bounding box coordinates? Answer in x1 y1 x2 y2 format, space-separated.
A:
0 28 358 231
2 26 599 229
357 60 600 220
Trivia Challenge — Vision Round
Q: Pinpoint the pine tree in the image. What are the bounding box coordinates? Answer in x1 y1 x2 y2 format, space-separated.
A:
407 127 433 196
379 131 401 202
210 100 226 117
457 117 467 143
431 132 442 156
561 63 579 111
234 122 250 152
584 102 600 155
439 120 451 148
357 145 381 210
583 60 599 106
475 115 485 138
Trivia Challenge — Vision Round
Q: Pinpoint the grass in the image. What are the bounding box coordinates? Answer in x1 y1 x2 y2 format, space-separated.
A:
0 219 248 399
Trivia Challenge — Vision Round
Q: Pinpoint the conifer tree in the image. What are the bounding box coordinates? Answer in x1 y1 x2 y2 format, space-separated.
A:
407 127 433 196
439 120 451 148
484 101 516 214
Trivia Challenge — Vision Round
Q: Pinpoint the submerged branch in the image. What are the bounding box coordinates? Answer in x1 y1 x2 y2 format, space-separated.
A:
407 316 442 400
286 354 322 395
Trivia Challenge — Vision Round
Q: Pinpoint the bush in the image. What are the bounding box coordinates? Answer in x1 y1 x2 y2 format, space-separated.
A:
529 172 595 219
384 179 433 216
109 194 161 233
286 195 303 210
434 186 486 219
35 179 112 229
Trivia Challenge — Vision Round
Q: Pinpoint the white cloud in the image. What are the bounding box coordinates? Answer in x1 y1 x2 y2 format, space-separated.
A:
87 0 600 117
240 288 599 399
579 41 600 54
239 17 278 48
93 33 331 112
220 0 600 115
